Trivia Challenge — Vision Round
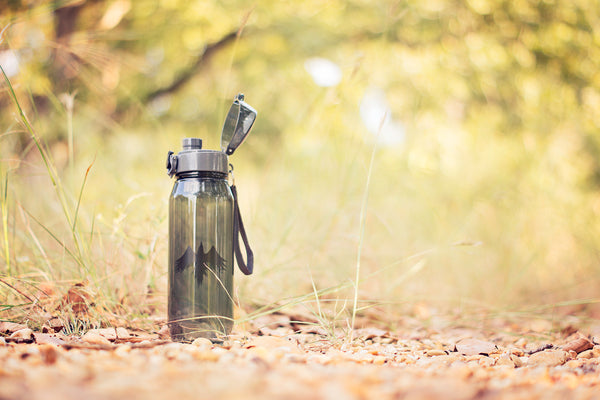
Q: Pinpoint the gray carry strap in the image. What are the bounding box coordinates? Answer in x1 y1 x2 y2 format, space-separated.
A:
231 185 253 275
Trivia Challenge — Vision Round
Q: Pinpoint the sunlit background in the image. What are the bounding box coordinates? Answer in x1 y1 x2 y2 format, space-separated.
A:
1 0 600 327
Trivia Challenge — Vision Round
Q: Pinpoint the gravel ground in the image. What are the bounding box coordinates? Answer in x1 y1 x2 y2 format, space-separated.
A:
1 317 600 400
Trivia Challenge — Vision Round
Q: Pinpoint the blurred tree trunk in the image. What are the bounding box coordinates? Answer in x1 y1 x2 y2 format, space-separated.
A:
51 0 87 93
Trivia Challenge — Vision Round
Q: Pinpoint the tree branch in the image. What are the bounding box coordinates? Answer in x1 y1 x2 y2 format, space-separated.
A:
144 30 239 103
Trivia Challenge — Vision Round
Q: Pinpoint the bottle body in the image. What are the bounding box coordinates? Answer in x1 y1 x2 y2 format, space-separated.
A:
168 172 234 341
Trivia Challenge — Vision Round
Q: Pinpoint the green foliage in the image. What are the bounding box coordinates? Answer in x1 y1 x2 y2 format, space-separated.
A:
1 0 600 325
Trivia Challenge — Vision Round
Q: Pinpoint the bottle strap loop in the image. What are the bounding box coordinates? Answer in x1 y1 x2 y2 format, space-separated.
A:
231 185 253 275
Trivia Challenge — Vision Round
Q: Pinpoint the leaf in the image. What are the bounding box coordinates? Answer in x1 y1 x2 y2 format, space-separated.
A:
561 335 593 354
61 282 92 315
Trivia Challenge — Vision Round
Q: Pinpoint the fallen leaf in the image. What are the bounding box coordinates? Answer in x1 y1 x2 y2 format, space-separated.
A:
61 282 92 315
455 338 498 356
561 335 593 354
42 317 64 333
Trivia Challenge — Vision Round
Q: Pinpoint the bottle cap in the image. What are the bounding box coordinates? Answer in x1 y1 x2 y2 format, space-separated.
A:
167 138 228 177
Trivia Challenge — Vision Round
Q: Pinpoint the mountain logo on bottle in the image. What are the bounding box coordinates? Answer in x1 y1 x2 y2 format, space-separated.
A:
174 244 227 285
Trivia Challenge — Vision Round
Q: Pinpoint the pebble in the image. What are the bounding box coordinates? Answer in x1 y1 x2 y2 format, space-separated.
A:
38 344 59 365
495 354 515 367
565 359 583 369
283 353 305 363
427 349 448 357
510 354 523 368
478 357 495 367
373 356 387 365
456 339 498 356
157 325 170 340
191 337 213 349
191 350 220 362
87 327 130 340
81 331 111 346
577 350 593 359
527 350 570 367
10 328 34 340
307 354 331 364
115 344 132 357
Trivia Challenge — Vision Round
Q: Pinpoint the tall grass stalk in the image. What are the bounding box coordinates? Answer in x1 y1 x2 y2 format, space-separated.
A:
1 65 92 278
1 170 10 275
64 93 75 172
349 115 384 340
17 204 53 273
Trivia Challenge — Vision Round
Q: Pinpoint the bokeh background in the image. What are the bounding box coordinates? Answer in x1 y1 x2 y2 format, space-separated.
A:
1 0 600 328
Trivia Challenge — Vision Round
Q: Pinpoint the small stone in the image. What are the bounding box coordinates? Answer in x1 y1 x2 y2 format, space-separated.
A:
514 338 527 348
86 327 130 341
33 333 65 346
191 350 220 362
0 321 27 334
38 344 59 365
282 353 305 363
527 350 570 367
565 359 583 368
81 331 111 345
478 357 495 367
157 325 170 340
191 337 213 349
510 354 523 368
456 338 498 356
373 356 387 365
496 354 515 367
115 344 132 357
577 350 594 359
246 346 270 360
426 349 448 357
509 348 524 357
10 328 34 340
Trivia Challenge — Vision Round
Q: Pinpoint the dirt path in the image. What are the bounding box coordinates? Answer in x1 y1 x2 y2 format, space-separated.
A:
1 317 599 399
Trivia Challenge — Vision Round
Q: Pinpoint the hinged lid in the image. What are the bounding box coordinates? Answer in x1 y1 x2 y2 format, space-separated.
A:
220 93 257 156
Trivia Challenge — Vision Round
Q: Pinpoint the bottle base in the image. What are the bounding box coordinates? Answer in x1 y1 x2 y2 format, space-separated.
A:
168 319 233 342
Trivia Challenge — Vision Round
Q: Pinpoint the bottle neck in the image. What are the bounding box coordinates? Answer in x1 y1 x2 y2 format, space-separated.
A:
176 171 227 180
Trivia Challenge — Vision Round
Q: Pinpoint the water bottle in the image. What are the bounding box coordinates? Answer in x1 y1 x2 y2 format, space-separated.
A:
166 94 256 341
